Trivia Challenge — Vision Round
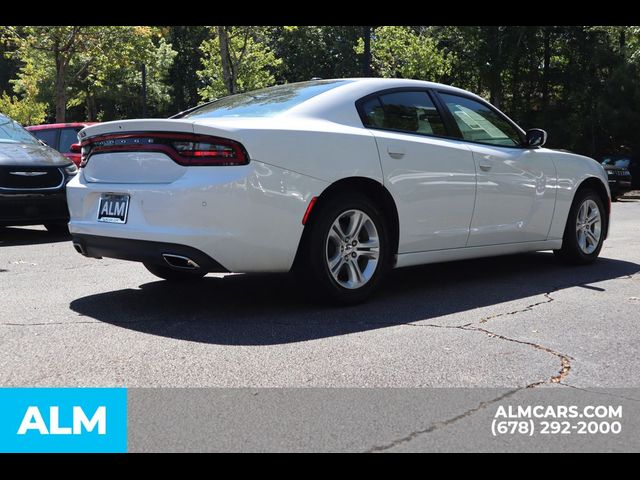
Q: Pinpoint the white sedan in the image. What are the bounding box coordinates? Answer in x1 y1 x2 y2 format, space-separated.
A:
67 78 610 304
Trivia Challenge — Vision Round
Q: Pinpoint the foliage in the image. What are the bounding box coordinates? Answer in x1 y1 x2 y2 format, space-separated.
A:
356 26 453 81
274 26 363 82
0 61 47 125
2 26 176 122
166 26 210 112
1 25 640 158
197 26 281 101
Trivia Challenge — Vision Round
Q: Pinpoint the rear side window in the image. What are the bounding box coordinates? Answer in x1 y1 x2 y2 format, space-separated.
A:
360 91 447 136
59 128 81 153
32 129 58 149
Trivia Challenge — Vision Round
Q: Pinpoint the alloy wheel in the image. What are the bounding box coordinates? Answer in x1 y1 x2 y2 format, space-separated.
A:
575 198 602 255
325 209 380 290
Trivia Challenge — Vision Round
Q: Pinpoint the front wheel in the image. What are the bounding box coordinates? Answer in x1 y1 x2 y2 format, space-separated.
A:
304 194 391 305
554 188 607 265
143 262 207 282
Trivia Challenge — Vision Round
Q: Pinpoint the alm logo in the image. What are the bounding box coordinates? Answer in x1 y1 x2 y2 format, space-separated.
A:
17 406 106 435
0 388 127 453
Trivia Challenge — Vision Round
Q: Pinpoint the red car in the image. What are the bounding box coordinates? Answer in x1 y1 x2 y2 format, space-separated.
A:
26 123 98 166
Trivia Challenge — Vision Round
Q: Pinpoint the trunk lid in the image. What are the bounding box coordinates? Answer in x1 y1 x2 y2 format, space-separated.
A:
80 119 196 184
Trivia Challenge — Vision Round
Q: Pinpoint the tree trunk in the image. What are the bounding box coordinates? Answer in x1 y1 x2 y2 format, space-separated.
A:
542 27 551 109
54 56 67 123
362 26 371 77
487 26 503 109
85 92 97 122
217 26 235 95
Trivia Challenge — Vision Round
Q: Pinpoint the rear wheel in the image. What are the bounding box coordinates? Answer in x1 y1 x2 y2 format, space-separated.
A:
44 223 69 234
302 193 391 305
143 262 207 282
554 188 606 265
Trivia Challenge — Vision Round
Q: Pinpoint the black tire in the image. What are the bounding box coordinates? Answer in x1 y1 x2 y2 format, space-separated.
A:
300 193 391 305
44 223 69 234
554 188 607 265
143 262 207 282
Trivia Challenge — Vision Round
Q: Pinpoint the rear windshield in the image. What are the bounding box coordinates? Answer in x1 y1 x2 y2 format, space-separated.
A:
0 114 39 144
179 80 350 119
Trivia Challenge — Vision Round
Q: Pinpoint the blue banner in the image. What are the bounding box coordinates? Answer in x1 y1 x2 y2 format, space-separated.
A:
0 388 127 453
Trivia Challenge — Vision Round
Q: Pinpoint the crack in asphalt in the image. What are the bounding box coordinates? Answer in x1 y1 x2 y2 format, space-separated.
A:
558 382 640 403
478 290 556 324
375 290 574 452
366 386 526 453
0 320 103 326
405 322 572 385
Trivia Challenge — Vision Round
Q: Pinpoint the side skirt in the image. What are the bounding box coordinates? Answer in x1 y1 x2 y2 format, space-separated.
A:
394 240 563 269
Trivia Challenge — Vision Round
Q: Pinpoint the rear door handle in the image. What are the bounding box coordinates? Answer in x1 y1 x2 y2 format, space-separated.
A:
387 145 406 159
479 163 492 171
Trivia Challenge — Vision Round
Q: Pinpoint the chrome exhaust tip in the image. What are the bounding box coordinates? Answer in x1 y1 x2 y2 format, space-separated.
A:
162 253 200 270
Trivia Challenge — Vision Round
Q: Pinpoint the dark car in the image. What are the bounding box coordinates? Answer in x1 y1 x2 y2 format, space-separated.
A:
0 113 78 232
26 122 97 166
601 156 635 200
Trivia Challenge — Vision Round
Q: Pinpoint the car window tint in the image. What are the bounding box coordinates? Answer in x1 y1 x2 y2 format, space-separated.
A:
360 97 385 128
31 129 58 148
59 128 80 153
362 91 447 136
440 93 521 147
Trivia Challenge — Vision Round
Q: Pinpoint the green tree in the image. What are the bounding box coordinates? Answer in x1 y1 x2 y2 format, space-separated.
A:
166 26 209 112
0 61 47 125
3 26 175 122
68 28 176 120
356 26 453 82
273 26 363 82
197 26 281 100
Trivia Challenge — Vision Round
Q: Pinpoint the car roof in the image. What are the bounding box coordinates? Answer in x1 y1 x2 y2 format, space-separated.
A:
26 122 98 131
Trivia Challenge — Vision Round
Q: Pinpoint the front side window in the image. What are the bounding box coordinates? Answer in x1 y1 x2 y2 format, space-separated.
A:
439 93 522 147
0 114 40 145
361 91 447 136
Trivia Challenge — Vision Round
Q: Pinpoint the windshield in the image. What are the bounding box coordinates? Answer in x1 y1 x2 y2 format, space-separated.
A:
179 80 350 119
602 158 631 168
0 114 39 145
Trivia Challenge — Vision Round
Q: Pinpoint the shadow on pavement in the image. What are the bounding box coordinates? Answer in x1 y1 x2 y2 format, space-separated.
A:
70 252 640 346
0 226 70 247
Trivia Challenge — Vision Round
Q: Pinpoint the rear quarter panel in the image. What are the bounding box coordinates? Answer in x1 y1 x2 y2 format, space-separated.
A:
192 118 383 184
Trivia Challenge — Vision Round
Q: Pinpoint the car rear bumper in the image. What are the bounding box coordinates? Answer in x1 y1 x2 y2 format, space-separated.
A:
71 234 229 272
0 191 69 226
66 162 327 272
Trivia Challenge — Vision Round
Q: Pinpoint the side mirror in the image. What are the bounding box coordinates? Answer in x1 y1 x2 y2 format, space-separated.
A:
70 143 81 154
526 129 547 148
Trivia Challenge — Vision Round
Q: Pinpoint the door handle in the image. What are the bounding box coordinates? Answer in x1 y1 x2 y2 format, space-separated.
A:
387 145 406 159
479 163 492 171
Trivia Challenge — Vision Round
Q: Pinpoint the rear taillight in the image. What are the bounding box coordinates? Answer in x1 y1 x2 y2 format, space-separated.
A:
79 132 249 168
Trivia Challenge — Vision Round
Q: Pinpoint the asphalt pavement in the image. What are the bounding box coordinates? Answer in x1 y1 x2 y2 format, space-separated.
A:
1 200 639 389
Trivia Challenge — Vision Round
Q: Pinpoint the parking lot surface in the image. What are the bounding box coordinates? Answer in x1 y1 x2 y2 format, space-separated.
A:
1 201 639 389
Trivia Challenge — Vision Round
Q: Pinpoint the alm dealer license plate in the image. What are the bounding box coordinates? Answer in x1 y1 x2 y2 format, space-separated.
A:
97 194 130 224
